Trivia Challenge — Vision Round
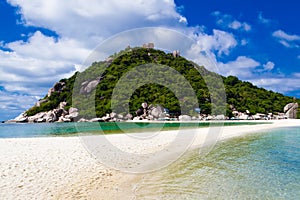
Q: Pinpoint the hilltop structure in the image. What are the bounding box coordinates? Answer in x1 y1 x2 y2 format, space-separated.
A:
142 43 154 49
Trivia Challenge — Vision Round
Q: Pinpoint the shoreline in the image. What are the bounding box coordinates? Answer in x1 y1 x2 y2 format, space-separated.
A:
0 120 273 139
0 119 299 199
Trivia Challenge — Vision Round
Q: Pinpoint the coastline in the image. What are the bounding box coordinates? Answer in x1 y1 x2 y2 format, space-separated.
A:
0 119 299 199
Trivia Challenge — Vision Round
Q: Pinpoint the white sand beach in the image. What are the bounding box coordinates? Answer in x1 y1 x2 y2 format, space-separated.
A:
0 119 299 199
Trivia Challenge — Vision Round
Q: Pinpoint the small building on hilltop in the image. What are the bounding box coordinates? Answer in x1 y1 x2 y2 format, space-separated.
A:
172 50 180 58
142 43 154 49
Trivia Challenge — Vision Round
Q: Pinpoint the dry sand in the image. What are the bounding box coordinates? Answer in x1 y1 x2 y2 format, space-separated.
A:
0 119 298 199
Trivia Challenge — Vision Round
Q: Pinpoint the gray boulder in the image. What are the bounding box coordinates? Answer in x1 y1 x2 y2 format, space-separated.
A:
117 114 124 119
65 112 79 120
17 117 28 123
178 115 192 121
57 116 71 122
34 112 47 119
284 103 298 119
37 118 46 123
69 107 78 114
149 105 164 118
78 118 88 122
79 77 104 94
215 114 226 120
59 102 67 109
110 112 117 119
45 111 57 122
28 116 37 123
14 112 28 123
125 113 133 120
85 80 99 93
90 118 105 122
35 99 48 107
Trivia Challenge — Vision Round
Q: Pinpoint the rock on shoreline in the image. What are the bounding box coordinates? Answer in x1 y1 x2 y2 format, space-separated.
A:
6 102 79 123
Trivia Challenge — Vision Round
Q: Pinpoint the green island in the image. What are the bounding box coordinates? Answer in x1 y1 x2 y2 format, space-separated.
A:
18 46 299 123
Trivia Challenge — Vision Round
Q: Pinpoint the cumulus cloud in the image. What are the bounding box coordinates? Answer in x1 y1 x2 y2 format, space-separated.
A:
1 0 192 119
193 29 237 56
240 39 248 46
273 30 300 41
272 30 300 48
8 0 187 44
6 31 90 62
263 61 275 71
217 56 260 78
212 11 251 32
229 20 251 31
0 31 90 94
0 90 40 120
250 77 300 95
182 28 238 74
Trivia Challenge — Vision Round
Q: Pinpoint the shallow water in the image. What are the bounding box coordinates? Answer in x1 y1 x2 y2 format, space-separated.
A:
0 121 269 138
134 127 300 199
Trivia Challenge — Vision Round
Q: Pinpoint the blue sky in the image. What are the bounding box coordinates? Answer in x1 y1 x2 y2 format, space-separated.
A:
0 0 300 121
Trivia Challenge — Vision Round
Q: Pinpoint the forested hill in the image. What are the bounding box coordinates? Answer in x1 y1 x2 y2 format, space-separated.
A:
25 47 298 119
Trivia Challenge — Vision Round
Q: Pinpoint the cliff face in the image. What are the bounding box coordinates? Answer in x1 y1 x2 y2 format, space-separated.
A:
17 47 298 122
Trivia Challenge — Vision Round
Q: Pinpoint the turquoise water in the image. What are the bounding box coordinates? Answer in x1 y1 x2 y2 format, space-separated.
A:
134 127 300 199
0 121 270 138
1 123 299 198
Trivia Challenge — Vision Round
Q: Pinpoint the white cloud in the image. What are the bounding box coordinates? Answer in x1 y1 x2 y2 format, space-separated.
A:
218 56 260 78
0 31 90 117
272 30 300 48
229 20 251 31
250 77 300 95
273 30 300 41
2 0 191 119
8 0 187 44
263 61 275 71
6 31 90 62
293 73 300 78
212 11 251 32
241 39 248 46
193 29 237 56
0 90 40 120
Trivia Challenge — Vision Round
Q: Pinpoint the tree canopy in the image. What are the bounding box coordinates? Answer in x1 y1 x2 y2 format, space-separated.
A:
26 47 299 118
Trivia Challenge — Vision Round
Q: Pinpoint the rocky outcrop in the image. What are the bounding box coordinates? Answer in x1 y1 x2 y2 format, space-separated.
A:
35 99 48 107
148 105 165 118
12 102 80 123
48 82 66 97
10 104 135 123
135 103 167 120
80 76 104 95
13 112 28 123
284 103 298 119
178 115 191 121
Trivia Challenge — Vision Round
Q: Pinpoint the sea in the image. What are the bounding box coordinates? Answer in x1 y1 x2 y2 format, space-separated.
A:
0 122 299 199
133 126 300 199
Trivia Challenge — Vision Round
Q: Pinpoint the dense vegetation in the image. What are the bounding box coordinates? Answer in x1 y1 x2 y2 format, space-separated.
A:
26 47 299 118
